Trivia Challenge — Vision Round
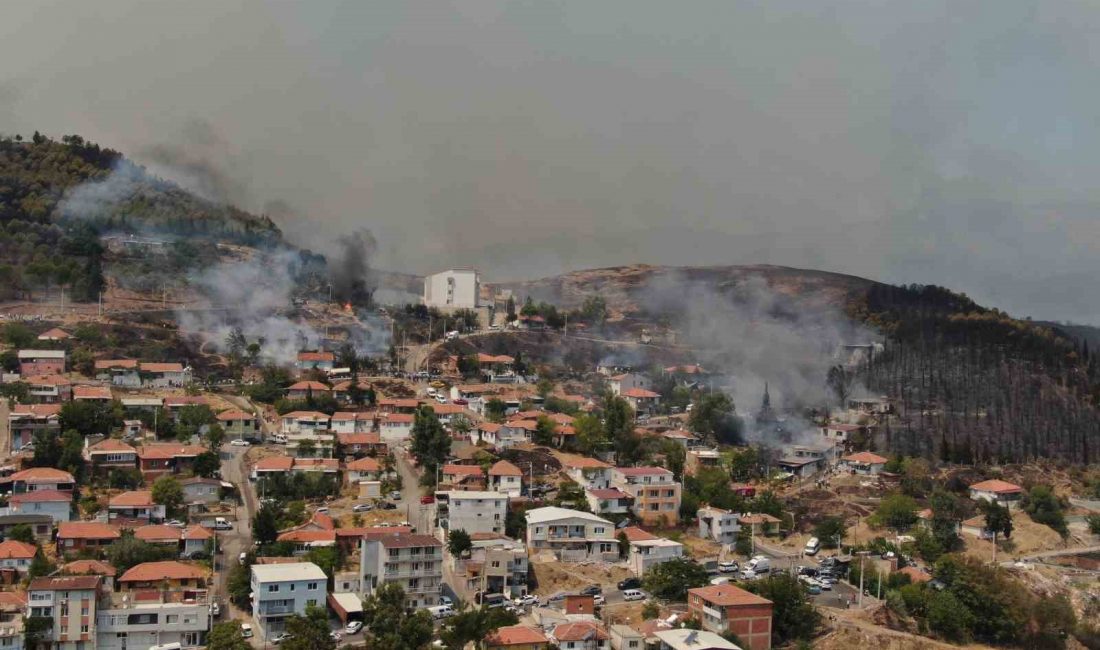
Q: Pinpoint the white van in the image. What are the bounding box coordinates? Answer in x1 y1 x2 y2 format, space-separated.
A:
804 537 821 556
744 556 771 575
213 518 232 531
427 605 454 619
621 589 646 601
271 434 288 444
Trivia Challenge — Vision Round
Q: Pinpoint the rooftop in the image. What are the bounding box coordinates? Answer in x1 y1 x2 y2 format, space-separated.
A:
120 561 208 583
969 479 1023 494
689 584 772 607
526 506 612 526
250 562 328 583
485 624 549 646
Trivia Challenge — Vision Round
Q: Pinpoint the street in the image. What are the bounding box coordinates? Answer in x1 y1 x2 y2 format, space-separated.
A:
216 444 257 623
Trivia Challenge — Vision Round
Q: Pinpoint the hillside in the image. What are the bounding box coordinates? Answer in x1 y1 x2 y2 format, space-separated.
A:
0 133 282 301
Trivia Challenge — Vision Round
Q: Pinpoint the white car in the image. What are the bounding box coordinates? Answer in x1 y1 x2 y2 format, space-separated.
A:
345 621 363 635
514 594 539 607
621 589 647 602
352 503 373 513
165 520 185 528
718 561 738 573
270 632 292 645
230 439 250 447
593 594 605 605
240 624 253 639
329 631 343 642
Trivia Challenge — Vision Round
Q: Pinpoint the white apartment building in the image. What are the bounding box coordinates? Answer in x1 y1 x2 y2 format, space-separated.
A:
279 411 331 435
250 562 328 640
450 536 530 602
697 507 741 545
96 598 210 650
525 507 617 563
423 268 480 310
437 491 508 537
563 458 613 490
27 575 102 650
487 460 523 497
629 537 684 577
359 533 444 609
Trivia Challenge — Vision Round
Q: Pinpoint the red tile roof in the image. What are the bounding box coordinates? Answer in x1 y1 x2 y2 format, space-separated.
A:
489 460 523 476
57 522 121 541
621 388 660 398
689 584 773 607
842 451 888 464
588 488 632 500
621 526 657 542
119 561 207 583
969 479 1023 494
134 525 182 542
443 464 484 477
29 575 101 591
563 457 611 469
337 433 382 445
216 409 254 421
254 456 294 471
278 530 337 543
37 327 72 340
298 351 335 362
552 622 608 642
10 467 74 483
95 359 138 370
87 438 137 454
182 525 214 540
288 381 331 391
282 411 331 420
0 540 36 559
376 533 442 549
109 491 154 508
485 625 549 646
739 513 782 525
9 489 72 503
140 362 185 373
346 457 381 472
382 413 414 424
63 559 117 577
137 444 205 460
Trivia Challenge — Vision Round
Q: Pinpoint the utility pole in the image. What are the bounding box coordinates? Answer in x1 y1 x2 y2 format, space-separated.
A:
98 291 103 318
992 530 997 565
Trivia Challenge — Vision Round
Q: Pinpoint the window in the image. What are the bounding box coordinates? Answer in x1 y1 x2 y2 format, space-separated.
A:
166 615 179 624
80 624 89 633
289 584 296 592
307 582 318 591
593 527 604 534
267 585 280 593
81 606 89 616
307 599 317 607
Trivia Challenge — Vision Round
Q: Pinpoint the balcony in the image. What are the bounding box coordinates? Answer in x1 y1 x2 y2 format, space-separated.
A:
257 604 296 616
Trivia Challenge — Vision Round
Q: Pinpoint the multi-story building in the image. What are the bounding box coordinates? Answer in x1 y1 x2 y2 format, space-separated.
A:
685 449 721 476
611 467 681 525
562 458 612 490
250 562 328 640
25 375 71 403
437 491 508 537
687 585 773 650
17 350 66 376
697 507 740 545
423 268 480 310
359 533 443 609
620 527 684 577
27 575 103 650
95 561 211 650
8 490 73 523
107 491 166 524
585 488 634 517
450 535 529 602
0 540 36 575
216 409 260 439
7 403 60 451
0 591 25 650
94 360 140 387
488 460 524 497
83 438 139 474
525 507 617 562
279 411 331 435
8 468 76 493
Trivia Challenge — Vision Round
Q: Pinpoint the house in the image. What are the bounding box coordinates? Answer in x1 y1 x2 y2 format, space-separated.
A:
738 513 781 538
181 525 214 558
163 396 209 422
17 350 66 376
8 490 72 523
180 477 222 505
0 590 25 650
0 540 36 574
331 412 377 434
336 432 386 456
960 515 994 539
379 413 414 442
654 629 741 650
525 507 617 562
450 535 529 602
137 362 190 387
252 455 295 479
585 488 634 517
57 522 121 554
7 403 60 451
484 624 551 650
296 351 335 371
687 584 773 650
332 379 373 404
376 398 420 414
488 460 524 497
968 479 1024 509
612 467 681 525
470 422 502 447
621 388 660 414
775 455 822 479
72 385 113 402
686 449 722 476
840 451 888 475
609 373 651 397
698 507 740 545
423 268 480 310
108 490 166 524
286 380 331 401
563 458 613 490
83 438 138 472
133 525 184 548
37 327 72 342
437 491 508 536
622 527 684 577
251 562 329 639
27 575 102 648
279 411 331 435
120 396 163 413
6 467 75 493
136 444 206 479
609 624 645 650
0 515 52 541
95 359 141 387
359 533 443 608
441 464 487 491
25 375 72 403
661 430 697 448
216 409 260 439
820 423 866 445
118 561 208 591
494 421 535 449
550 621 610 650
345 457 382 484
286 431 337 458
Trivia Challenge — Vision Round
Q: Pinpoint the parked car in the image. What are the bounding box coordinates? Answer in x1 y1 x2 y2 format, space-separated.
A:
240 624 253 639
593 594 605 605
420 495 435 505
514 594 539 607
165 520 185 528
345 621 363 635
390 491 402 500
580 585 602 596
238 552 247 565
621 589 647 602
439 596 453 607
230 439 250 447
329 632 342 642
804 537 821 556
617 578 642 591
428 605 455 619
212 518 233 531
210 601 221 617
377 501 398 510
805 583 822 595
718 561 738 573
270 632 292 645
352 503 373 513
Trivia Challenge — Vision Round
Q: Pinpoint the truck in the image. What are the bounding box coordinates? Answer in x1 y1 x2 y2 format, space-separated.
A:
741 555 771 578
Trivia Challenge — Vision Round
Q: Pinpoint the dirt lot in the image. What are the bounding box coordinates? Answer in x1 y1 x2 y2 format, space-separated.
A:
961 512 1075 560
815 618 999 650
679 534 723 559
530 559 634 596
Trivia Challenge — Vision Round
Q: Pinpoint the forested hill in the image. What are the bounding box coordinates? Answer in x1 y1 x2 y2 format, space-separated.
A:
849 284 1100 465
0 132 282 300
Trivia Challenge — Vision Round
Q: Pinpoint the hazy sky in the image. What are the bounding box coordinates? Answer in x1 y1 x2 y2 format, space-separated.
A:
3 1 1100 323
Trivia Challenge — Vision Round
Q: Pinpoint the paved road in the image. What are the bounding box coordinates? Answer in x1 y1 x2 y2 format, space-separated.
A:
393 447 434 534
216 444 257 623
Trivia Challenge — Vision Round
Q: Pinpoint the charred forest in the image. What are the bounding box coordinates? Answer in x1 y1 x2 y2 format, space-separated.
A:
850 283 1100 465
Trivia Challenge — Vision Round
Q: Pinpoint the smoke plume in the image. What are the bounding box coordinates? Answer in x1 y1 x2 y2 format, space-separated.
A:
331 228 378 306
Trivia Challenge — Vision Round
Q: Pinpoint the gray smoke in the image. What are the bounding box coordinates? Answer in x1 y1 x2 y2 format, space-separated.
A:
331 228 378 306
138 118 251 207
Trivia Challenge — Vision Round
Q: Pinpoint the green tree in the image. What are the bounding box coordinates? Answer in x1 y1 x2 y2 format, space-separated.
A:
227 560 252 609
410 406 451 481
204 424 226 450
484 398 507 423
663 441 686 481
447 529 472 558
28 547 54 579
1087 514 1100 535
7 524 35 544
742 574 821 645
980 500 1014 539
105 532 176 573
193 451 220 478
23 616 53 650
1021 485 1068 538
872 493 920 532
438 604 518 650
926 590 973 642
735 526 753 556
641 601 660 620
151 475 184 516
282 605 336 650
253 502 281 544
361 583 434 650
618 531 631 559
573 413 607 456
2 322 34 348
689 393 742 444
59 399 124 437
814 517 846 549
505 296 517 322
532 415 557 446
456 354 480 379
307 546 341 578
207 622 251 650
642 557 710 601
604 396 644 464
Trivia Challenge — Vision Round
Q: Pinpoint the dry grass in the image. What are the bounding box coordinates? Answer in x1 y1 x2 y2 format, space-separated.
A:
530 560 633 596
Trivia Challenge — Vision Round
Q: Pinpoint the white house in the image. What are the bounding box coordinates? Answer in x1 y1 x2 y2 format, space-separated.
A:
250 562 328 639
139 362 192 388
331 412 376 434
0 540 36 574
608 373 651 397
423 268 480 310
968 479 1024 509
563 458 613 490
95 359 141 387
697 506 740 545
7 490 72 523
437 491 508 536
622 527 685 577
344 457 382 484
488 460 523 497
379 413 414 443
585 488 634 517
840 451 888 475
279 411 331 435
525 507 617 562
